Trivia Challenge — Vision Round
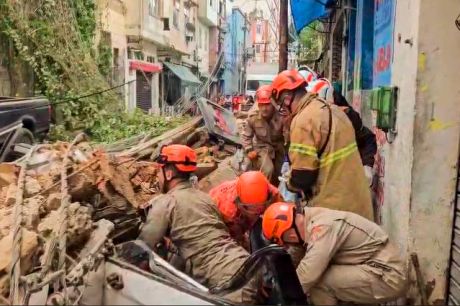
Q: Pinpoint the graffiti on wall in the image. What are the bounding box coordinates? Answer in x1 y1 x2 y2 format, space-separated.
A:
373 0 395 87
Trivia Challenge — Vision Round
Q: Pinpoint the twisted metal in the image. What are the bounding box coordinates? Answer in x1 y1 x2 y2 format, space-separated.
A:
9 145 38 305
56 133 87 303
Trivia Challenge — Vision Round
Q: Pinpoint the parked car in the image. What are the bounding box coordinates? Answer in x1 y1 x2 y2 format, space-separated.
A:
0 96 51 160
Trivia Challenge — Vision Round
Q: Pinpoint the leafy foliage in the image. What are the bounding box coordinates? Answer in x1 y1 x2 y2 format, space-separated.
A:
0 0 186 143
298 21 324 62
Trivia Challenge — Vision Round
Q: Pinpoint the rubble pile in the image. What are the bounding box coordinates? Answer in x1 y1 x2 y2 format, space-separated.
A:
0 142 159 299
0 121 240 301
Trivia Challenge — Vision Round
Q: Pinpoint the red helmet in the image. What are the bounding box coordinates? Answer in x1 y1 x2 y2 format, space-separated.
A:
255 85 273 104
262 202 295 245
271 70 307 101
156 144 197 172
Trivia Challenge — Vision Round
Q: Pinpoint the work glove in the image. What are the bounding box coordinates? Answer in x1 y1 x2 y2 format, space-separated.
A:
247 150 258 160
364 165 374 186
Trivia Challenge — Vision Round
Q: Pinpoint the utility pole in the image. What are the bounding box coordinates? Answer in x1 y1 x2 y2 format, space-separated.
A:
279 0 288 72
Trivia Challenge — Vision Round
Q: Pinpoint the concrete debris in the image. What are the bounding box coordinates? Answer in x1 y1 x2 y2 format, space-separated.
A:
0 230 39 297
38 203 92 248
0 164 18 187
25 176 41 197
0 229 39 273
0 119 240 302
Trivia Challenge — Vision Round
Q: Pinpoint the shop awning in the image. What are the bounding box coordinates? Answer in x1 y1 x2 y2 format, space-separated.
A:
163 62 201 85
129 60 162 73
290 0 335 33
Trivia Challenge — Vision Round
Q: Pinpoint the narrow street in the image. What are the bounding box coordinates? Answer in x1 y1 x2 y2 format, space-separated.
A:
0 0 459 305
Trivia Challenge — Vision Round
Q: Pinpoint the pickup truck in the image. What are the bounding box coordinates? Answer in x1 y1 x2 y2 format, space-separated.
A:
0 96 51 161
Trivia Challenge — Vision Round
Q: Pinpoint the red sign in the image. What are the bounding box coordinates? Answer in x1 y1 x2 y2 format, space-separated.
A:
129 60 162 73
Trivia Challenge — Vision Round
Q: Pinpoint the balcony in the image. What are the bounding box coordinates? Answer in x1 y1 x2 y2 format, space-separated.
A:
124 0 169 47
198 0 218 27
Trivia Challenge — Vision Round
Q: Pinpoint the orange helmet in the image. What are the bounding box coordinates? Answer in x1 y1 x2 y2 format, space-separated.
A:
262 202 295 245
255 85 273 104
156 144 197 172
271 70 307 101
236 171 271 216
236 171 270 205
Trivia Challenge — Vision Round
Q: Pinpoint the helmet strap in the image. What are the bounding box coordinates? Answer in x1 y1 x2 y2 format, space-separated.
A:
292 208 305 245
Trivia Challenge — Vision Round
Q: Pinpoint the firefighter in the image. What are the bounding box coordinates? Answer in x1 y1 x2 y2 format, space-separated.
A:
306 78 377 185
241 85 285 185
270 69 373 220
262 202 407 305
139 144 258 303
209 171 282 247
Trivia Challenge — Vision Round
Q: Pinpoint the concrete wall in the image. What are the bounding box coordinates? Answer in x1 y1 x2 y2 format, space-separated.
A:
196 21 210 75
342 0 460 303
406 0 460 303
222 9 246 94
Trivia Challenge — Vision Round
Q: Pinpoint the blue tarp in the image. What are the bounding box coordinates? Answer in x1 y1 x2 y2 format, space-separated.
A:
290 0 334 33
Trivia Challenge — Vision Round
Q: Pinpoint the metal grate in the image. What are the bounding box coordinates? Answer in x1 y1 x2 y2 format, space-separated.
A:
136 71 152 112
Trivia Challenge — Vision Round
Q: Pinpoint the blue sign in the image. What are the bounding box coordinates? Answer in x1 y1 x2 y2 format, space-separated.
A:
373 0 395 87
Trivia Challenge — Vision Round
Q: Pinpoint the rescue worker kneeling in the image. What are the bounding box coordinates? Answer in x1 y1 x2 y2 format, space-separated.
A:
139 144 259 304
262 202 407 305
209 171 282 248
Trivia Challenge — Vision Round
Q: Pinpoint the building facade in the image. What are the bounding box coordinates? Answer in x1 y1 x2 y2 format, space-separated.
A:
98 0 227 114
311 0 460 303
221 8 248 95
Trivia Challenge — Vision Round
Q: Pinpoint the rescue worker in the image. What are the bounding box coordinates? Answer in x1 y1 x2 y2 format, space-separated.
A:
270 70 373 220
298 65 318 83
262 202 407 305
306 78 377 185
241 85 285 185
209 171 282 247
139 144 258 304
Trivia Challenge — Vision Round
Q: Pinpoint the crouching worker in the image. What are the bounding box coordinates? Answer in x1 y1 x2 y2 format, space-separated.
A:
262 202 407 305
139 144 259 304
209 171 282 248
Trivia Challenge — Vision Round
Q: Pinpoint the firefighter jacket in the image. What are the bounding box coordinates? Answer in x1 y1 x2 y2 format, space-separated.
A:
296 207 407 300
241 108 285 159
139 181 257 303
288 93 373 220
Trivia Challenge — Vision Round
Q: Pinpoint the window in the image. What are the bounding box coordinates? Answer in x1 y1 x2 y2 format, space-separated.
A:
198 27 202 48
256 24 262 34
255 44 260 53
146 56 156 63
113 48 119 68
210 0 212 7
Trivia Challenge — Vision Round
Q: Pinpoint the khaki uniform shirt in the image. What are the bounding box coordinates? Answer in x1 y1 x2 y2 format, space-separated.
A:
297 207 406 292
289 93 373 220
139 182 256 299
241 108 285 158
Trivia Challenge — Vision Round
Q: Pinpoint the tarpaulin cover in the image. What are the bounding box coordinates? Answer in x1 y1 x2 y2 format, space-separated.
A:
290 0 333 33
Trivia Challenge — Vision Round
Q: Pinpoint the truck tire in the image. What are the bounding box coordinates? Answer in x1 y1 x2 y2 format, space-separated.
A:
2 128 36 162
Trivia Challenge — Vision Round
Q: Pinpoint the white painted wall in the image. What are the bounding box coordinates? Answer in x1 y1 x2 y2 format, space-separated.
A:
380 0 460 303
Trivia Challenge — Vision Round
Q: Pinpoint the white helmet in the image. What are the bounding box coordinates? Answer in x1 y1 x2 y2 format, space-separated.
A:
298 66 318 83
306 78 334 102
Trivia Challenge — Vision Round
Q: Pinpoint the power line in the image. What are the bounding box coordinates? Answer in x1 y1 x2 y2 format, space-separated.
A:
0 80 135 115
